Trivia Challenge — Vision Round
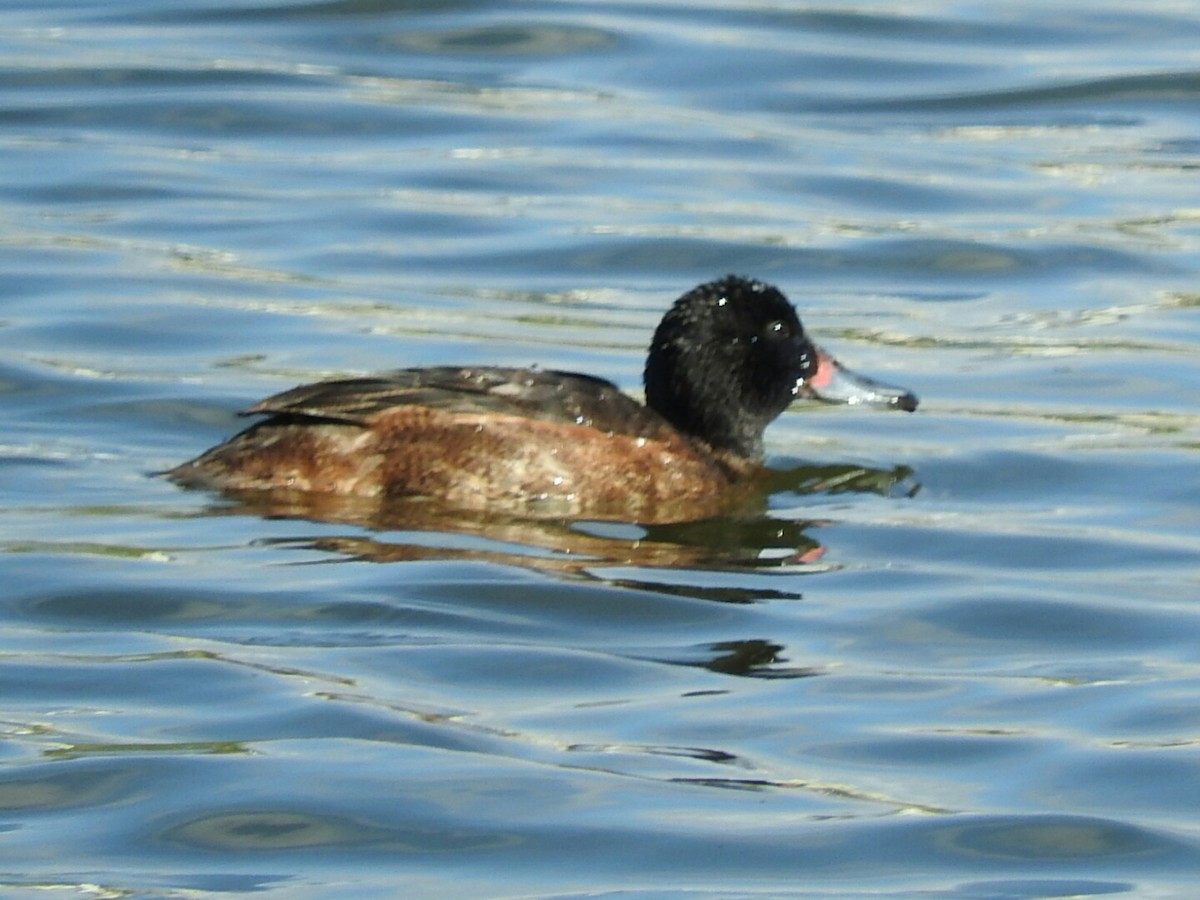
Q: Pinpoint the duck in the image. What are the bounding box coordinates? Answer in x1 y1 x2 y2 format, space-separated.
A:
168 275 917 521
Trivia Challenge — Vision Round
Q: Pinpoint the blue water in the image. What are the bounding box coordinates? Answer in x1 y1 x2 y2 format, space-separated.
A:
3 0 1200 896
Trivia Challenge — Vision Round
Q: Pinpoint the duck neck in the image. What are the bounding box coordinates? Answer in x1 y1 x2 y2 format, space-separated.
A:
647 388 766 460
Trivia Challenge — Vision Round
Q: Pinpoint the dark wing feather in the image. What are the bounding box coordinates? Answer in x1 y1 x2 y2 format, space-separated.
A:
243 366 675 440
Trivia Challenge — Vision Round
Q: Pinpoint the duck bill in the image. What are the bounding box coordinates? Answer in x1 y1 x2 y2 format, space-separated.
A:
800 348 918 412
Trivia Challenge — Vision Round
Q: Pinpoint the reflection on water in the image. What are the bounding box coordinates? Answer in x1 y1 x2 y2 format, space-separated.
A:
179 460 915 582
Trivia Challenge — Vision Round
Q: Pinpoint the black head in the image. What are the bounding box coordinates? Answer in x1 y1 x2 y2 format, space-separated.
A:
644 276 816 459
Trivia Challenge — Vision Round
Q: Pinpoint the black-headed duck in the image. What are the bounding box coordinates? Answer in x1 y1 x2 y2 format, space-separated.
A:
168 276 917 521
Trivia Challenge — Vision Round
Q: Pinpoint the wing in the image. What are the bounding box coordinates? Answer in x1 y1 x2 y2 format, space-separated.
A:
242 366 676 440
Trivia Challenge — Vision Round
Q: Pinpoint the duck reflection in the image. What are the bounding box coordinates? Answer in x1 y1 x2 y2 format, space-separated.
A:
669 639 823 679
199 461 916 587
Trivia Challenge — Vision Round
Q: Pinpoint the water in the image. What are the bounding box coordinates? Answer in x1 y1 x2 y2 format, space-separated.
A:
3 0 1200 896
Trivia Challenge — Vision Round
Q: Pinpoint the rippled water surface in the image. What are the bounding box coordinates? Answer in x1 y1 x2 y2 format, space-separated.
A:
3 0 1200 896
